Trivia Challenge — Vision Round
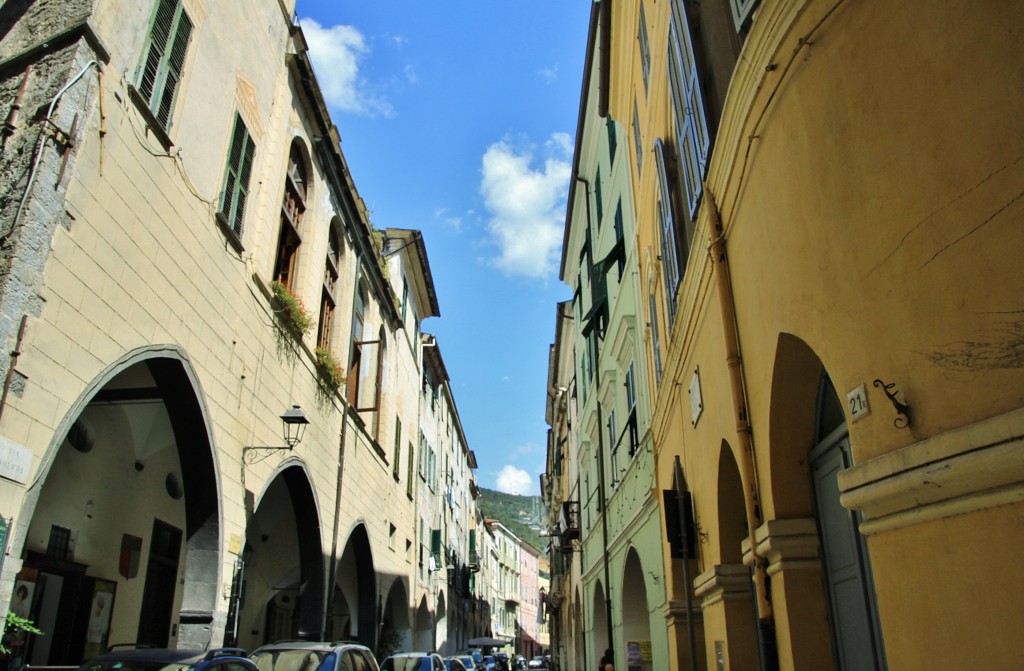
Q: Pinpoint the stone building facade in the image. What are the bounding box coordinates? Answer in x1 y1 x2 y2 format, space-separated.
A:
0 0 483 662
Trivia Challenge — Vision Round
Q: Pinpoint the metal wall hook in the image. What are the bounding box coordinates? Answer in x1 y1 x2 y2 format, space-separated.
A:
873 379 911 429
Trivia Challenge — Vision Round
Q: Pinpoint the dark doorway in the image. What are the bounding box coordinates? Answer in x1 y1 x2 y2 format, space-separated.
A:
810 376 886 670
137 519 182 645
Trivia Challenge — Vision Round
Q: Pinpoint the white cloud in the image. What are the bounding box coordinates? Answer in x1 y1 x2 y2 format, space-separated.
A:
299 18 394 117
480 136 572 279
496 465 536 496
538 65 559 84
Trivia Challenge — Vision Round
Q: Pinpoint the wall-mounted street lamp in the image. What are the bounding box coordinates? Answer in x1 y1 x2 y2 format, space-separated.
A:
243 405 310 464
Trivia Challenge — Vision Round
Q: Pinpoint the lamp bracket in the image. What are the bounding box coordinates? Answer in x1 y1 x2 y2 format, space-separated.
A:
242 446 292 464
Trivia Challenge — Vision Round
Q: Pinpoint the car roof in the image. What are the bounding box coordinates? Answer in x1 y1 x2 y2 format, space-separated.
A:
252 641 373 652
82 648 251 666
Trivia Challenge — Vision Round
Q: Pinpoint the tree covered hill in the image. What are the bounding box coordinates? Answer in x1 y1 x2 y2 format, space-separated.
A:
477 487 546 553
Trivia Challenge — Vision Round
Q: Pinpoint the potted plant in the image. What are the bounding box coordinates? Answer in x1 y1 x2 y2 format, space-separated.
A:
270 280 313 335
315 347 346 389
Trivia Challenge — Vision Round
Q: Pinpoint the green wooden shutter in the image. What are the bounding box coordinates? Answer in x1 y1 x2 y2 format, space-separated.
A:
139 0 176 102
157 10 193 127
139 0 192 129
220 115 255 235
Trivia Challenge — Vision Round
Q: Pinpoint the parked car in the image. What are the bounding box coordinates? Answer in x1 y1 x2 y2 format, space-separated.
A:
250 640 380 671
380 652 445 671
444 658 469 671
451 655 479 671
527 657 547 670
78 646 257 671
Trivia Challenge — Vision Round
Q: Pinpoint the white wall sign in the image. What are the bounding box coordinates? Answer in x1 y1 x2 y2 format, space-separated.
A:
0 436 32 484
847 383 871 422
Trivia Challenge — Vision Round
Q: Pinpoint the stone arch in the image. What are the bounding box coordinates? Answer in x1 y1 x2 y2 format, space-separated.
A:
591 580 609 667
380 576 412 658
620 548 652 671
239 460 324 646
435 589 448 653
335 522 377 649
12 346 222 659
414 594 432 650
767 332 824 518
708 440 757 669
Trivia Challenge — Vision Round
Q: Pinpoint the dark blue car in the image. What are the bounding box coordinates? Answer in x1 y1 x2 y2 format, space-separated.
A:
77 646 258 671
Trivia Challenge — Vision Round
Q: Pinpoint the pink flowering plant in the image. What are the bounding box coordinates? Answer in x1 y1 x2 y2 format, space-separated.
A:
270 280 313 335
315 347 346 389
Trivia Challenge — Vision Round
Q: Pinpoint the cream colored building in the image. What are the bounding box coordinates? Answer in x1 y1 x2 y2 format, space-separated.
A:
554 0 1024 670
0 0 477 661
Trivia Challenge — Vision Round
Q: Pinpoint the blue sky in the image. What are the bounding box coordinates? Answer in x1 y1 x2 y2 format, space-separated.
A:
294 2 590 495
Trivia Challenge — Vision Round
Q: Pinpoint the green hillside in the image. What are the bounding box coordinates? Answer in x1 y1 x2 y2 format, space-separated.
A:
477 487 546 552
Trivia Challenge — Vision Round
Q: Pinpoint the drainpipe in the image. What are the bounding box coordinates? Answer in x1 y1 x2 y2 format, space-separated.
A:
324 254 361 639
8 61 99 245
705 187 778 670
0 316 28 423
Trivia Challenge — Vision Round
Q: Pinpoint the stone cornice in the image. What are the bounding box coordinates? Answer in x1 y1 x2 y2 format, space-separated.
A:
839 406 1024 535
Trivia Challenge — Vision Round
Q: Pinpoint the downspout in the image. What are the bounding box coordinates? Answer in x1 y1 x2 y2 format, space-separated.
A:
324 254 361 639
0 316 27 424
575 174 615 659
705 187 778 670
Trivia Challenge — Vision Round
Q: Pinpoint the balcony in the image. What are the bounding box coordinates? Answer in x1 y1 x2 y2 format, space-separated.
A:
559 501 580 541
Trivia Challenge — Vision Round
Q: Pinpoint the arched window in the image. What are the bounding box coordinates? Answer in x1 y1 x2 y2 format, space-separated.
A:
273 141 308 291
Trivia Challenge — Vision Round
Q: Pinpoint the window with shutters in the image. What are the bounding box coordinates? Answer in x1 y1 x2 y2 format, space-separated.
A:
638 2 651 94
648 291 664 385
668 0 710 218
606 118 617 165
632 98 643 177
218 113 255 241
274 141 308 293
655 138 685 326
393 417 402 481
406 440 414 498
136 0 193 133
594 170 604 227
613 201 625 280
318 222 342 351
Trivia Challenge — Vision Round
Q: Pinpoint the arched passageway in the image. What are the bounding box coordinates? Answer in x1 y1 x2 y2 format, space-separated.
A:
766 334 886 670
12 352 220 662
379 577 411 659
236 463 323 647
708 441 758 669
620 549 652 671
334 524 377 649
591 581 609 667
414 595 432 650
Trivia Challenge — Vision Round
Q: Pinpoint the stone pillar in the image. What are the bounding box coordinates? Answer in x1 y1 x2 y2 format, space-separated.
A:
742 519 834 671
694 563 756 670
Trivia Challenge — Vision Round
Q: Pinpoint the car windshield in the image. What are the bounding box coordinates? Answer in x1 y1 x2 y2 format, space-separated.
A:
251 650 330 671
79 663 193 671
